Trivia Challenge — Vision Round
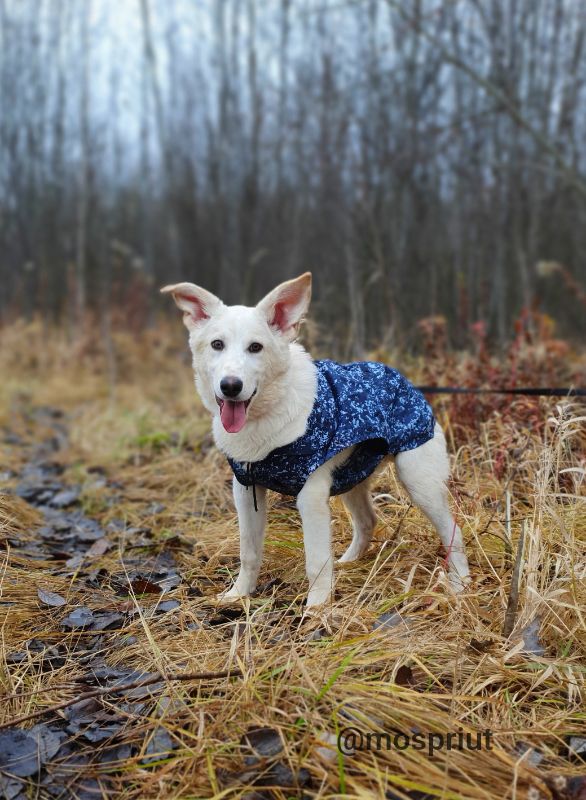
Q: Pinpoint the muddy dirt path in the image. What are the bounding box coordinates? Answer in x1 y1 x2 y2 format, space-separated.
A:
0 405 231 798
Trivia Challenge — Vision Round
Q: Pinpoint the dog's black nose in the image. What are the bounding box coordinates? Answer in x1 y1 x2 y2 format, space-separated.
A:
220 376 243 398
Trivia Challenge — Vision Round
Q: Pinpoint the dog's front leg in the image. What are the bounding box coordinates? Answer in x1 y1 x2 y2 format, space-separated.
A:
297 468 334 608
219 476 267 600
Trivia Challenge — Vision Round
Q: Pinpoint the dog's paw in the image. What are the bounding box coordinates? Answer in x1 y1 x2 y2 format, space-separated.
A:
216 587 250 604
447 570 472 594
306 588 332 609
301 606 332 633
337 544 370 564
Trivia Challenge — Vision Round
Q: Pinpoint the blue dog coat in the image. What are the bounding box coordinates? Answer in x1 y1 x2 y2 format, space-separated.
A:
227 359 435 498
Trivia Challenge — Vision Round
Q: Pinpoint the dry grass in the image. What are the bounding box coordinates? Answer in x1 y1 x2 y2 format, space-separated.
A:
0 319 585 799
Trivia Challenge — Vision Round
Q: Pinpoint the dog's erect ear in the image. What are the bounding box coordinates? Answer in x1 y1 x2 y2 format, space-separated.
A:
161 282 222 330
257 273 312 339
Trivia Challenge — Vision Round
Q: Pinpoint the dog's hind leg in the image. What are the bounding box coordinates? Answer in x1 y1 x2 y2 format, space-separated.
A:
338 479 377 563
219 476 267 601
395 424 470 591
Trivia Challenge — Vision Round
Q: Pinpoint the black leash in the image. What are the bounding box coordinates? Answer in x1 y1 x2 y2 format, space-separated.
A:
416 386 586 397
242 385 584 514
245 461 258 512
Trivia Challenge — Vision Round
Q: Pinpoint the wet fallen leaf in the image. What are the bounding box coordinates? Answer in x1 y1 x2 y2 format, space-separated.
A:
61 606 94 629
116 599 138 612
99 743 134 764
0 775 25 800
394 664 416 687
81 722 124 743
90 611 125 631
569 736 586 759
28 724 65 762
86 664 131 683
268 761 311 788
567 776 586 799
37 588 67 607
515 741 544 766
209 607 245 625
521 617 545 656
86 537 112 557
470 638 494 653
6 652 27 664
25 639 65 669
242 726 283 759
70 514 104 542
0 730 41 777
156 599 180 613
372 611 415 631
129 576 162 594
50 487 80 508
140 727 177 765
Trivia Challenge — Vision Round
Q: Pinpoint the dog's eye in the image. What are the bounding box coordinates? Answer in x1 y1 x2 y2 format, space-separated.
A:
211 340 224 351
248 342 263 354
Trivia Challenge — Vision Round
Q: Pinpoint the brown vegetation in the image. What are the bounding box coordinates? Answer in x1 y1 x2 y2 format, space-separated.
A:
0 320 584 798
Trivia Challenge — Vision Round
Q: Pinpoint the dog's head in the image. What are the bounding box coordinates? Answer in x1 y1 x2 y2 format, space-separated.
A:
161 273 312 433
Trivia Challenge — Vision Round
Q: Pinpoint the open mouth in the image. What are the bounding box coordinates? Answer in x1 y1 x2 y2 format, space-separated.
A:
215 389 257 433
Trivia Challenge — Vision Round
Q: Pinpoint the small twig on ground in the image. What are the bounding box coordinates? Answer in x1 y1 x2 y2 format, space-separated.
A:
502 521 526 638
2 682 80 702
0 668 242 731
504 490 513 566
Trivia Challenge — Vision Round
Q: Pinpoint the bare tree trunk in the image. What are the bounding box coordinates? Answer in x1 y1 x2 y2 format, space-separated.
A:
75 0 91 327
140 0 180 274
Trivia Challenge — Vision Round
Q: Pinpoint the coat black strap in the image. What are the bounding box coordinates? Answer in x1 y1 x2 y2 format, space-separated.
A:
246 461 258 513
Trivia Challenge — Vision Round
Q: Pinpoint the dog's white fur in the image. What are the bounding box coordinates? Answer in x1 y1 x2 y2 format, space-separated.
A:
163 273 470 607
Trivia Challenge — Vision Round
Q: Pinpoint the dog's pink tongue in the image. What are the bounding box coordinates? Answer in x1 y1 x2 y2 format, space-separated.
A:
220 400 248 433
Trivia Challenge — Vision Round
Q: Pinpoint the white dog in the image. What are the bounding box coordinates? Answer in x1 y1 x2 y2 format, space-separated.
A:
163 273 470 608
